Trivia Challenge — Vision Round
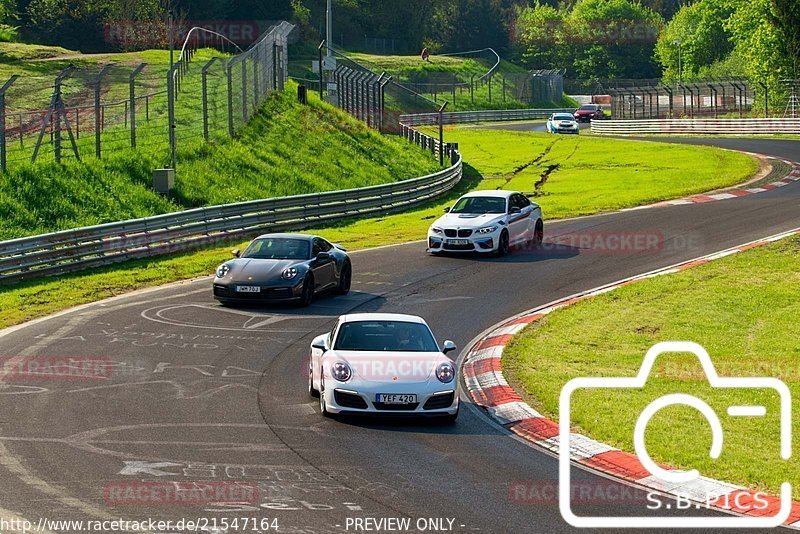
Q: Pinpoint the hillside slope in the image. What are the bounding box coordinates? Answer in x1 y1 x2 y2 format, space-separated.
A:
0 84 440 240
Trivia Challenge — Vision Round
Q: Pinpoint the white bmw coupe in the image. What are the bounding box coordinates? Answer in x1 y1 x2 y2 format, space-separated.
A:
427 190 544 256
308 313 459 422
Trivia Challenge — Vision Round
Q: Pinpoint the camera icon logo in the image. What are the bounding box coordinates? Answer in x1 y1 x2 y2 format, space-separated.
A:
559 341 792 529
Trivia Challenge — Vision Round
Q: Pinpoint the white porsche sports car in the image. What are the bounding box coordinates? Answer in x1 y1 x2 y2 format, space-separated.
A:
308 313 459 421
427 190 544 256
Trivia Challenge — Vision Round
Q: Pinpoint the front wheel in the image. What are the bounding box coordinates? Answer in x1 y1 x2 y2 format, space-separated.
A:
308 362 319 398
299 274 315 307
495 231 510 257
319 381 331 417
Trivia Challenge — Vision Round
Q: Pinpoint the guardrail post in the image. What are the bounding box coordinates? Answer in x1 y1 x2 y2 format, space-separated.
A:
129 63 146 148
0 75 19 173
201 57 219 142
93 65 112 158
226 60 234 137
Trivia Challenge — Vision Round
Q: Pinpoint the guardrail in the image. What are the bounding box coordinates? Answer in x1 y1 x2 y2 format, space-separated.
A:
0 137 461 283
400 108 574 126
591 118 800 135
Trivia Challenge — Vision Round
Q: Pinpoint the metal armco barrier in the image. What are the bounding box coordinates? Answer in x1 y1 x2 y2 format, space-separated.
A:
0 137 461 283
591 118 800 135
400 108 574 126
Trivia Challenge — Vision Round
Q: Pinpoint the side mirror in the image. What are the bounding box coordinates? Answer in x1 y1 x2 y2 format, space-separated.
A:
442 340 457 355
232 249 241 258
316 251 332 261
509 207 521 215
312 338 328 352
443 207 451 213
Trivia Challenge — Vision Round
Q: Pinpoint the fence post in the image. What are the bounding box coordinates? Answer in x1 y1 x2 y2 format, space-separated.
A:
470 74 476 105
226 60 234 137
273 41 280 91
167 64 178 169
0 76 19 173
129 63 147 148
201 58 218 142
277 46 285 91
93 65 112 158
241 56 248 122
318 41 325 100
438 102 448 167
488 75 492 102
379 75 391 134
252 49 259 108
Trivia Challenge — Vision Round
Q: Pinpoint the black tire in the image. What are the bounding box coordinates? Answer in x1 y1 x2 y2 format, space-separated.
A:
319 381 331 417
532 220 544 248
495 230 510 257
308 363 319 398
299 274 315 307
336 262 352 295
442 408 459 424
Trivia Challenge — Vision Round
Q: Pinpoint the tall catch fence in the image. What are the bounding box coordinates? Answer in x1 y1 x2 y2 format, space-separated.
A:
0 21 294 173
564 78 771 118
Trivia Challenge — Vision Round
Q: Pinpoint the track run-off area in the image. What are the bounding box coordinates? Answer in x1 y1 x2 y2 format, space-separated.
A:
0 131 798 534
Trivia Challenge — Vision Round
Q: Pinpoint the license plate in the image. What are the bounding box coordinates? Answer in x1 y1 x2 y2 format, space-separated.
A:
446 239 470 245
376 394 417 404
236 286 261 293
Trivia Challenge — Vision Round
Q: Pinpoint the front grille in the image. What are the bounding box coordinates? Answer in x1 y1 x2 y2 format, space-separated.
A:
444 229 457 238
213 285 292 300
458 229 473 238
334 390 368 409
423 392 455 410
373 402 420 411
443 243 475 251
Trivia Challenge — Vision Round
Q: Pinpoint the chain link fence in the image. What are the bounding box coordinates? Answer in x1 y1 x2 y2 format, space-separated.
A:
0 22 294 173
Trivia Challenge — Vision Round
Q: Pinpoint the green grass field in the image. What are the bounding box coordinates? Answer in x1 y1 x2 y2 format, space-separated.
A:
0 128 758 328
503 234 800 498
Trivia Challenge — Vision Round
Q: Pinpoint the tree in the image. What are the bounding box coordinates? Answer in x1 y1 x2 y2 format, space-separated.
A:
566 0 663 78
512 3 565 69
655 0 737 81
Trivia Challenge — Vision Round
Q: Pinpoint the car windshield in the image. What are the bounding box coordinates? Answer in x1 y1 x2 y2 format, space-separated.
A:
241 238 309 260
450 196 506 214
554 114 574 120
334 321 439 352
579 105 599 111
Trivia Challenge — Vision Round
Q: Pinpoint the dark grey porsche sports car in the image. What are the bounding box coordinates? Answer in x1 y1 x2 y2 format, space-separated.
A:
213 233 352 307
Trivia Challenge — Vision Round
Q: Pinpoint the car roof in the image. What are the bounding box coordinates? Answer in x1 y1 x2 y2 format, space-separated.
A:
339 313 428 325
460 190 516 199
253 233 316 241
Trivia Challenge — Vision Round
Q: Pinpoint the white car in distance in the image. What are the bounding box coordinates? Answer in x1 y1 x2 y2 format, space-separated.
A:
309 313 459 422
427 190 544 256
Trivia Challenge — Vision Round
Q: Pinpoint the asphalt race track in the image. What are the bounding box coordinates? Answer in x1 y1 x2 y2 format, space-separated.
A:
0 133 797 534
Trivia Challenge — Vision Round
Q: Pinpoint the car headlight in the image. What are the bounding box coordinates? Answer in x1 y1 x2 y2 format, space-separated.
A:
282 267 299 279
431 227 443 234
331 361 352 382
216 264 231 278
436 362 455 384
477 226 498 234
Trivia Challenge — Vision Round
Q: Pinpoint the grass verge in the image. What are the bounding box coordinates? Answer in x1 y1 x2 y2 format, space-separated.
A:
0 129 758 329
503 234 800 499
